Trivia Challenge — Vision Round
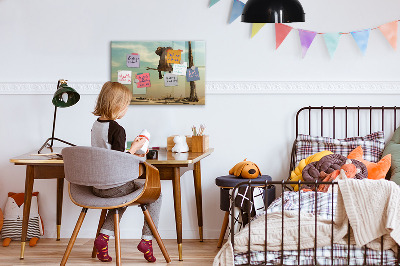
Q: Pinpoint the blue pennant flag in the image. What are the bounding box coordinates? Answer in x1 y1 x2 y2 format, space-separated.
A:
351 29 371 55
209 0 220 7
229 0 245 23
323 33 341 58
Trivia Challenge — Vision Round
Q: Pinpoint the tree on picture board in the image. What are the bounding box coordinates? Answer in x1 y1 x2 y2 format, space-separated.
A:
188 41 199 102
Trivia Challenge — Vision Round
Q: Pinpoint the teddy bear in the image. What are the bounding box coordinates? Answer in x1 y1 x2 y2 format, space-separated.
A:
229 159 261 179
1 192 43 247
172 135 189 153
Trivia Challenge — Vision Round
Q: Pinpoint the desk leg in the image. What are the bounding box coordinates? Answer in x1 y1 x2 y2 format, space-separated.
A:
172 167 183 261
20 165 35 259
56 178 64 241
193 161 203 242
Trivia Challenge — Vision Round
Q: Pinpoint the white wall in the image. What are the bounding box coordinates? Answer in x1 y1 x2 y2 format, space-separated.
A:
1 0 400 240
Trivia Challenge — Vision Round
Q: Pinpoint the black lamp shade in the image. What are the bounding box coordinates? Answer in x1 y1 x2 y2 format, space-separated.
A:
242 0 305 23
52 84 80 108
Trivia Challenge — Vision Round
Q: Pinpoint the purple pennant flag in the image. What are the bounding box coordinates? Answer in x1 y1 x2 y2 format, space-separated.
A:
229 0 245 24
298 29 317 58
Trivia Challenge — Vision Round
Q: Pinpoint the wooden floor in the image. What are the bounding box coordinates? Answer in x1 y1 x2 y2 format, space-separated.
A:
0 239 221 265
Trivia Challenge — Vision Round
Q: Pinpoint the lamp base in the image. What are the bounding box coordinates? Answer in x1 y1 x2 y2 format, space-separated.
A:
38 137 76 154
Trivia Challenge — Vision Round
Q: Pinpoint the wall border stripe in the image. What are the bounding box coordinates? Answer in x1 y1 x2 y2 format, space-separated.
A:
0 81 399 95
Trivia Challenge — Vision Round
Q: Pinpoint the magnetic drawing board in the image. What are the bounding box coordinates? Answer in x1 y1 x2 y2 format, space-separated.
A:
111 41 206 105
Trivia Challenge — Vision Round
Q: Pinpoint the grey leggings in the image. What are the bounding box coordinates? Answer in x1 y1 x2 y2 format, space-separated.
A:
92 180 162 240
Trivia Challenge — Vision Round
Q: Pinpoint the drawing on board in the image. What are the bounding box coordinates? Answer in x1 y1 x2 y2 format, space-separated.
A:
111 41 205 105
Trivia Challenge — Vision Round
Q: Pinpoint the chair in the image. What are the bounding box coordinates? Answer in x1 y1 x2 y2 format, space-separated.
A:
60 146 171 265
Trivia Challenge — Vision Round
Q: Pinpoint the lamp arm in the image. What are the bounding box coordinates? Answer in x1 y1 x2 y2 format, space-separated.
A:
50 79 61 148
37 79 77 154
50 105 57 148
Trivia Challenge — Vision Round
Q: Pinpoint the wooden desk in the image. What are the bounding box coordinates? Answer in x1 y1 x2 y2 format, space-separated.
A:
146 148 213 260
10 147 213 261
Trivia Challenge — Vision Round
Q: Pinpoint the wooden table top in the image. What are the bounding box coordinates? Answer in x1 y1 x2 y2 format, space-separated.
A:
10 147 214 165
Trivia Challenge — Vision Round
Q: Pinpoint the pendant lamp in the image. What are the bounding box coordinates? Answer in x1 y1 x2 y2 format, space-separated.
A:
242 0 305 23
38 79 80 154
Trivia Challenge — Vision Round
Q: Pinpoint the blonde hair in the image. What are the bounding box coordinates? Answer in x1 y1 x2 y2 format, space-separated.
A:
93 82 132 120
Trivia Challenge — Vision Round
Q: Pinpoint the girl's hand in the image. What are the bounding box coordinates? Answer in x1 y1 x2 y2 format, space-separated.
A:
134 148 149 157
129 137 147 154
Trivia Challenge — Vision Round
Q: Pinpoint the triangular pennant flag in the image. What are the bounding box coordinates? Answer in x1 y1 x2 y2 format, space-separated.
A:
275 23 293 49
298 29 317 58
323 33 341 58
209 0 220 7
378 21 398 50
229 0 245 24
351 29 370 55
251 23 266 38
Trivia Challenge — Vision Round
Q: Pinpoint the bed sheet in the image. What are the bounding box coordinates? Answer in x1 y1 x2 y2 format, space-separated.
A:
234 191 397 265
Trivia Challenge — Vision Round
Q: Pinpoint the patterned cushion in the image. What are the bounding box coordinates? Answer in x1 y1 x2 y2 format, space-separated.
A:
294 131 385 166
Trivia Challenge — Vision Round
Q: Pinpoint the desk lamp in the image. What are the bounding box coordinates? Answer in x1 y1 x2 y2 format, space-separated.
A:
242 0 305 23
38 79 80 154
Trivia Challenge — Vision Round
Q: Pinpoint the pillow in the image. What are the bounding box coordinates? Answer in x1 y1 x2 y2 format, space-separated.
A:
348 146 391 180
289 150 333 191
382 126 400 184
295 131 385 166
302 154 368 190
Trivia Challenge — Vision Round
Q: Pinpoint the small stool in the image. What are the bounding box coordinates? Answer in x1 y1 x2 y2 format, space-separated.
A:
215 175 275 248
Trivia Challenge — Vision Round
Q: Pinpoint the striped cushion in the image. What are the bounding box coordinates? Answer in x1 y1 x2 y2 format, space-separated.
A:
1 217 40 240
295 131 385 166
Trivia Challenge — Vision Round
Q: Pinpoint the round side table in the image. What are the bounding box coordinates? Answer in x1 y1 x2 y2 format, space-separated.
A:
215 175 275 248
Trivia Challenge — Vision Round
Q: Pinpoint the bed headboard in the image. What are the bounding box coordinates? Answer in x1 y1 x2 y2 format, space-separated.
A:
290 106 400 179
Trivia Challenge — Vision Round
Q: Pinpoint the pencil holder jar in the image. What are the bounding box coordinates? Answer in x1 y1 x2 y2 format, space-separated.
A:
191 135 209 153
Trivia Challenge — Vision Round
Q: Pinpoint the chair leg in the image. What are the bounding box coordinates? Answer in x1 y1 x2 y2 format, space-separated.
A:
217 211 230 248
141 205 171 263
91 209 108 258
114 209 121 266
60 208 88 266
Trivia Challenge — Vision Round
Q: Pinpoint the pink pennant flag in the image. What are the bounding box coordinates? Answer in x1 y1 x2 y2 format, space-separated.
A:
378 21 398 50
275 23 293 49
298 29 318 58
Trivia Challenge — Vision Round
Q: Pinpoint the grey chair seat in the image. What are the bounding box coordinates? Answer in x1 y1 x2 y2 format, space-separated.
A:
69 180 145 208
61 146 170 265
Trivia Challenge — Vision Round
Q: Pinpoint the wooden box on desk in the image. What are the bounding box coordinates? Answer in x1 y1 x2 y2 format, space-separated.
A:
191 135 209 153
167 136 192 151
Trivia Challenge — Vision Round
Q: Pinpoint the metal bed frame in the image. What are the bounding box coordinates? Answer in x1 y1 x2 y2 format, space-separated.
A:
230 106 400 266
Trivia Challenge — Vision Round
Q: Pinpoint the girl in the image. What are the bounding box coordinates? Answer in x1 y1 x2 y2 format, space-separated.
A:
91 81 162 263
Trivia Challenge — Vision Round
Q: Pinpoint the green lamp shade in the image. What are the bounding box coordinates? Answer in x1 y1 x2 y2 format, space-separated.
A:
52 84 80 108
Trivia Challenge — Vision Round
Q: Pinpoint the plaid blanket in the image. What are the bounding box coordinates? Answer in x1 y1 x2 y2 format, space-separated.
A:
235 244 397 265
266 190 336 220
234 191 397 265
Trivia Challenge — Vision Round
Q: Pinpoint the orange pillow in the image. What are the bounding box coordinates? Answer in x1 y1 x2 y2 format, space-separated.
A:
347 146 391 180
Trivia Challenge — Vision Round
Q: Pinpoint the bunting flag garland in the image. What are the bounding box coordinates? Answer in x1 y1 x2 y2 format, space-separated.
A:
378 21 398 50
323 33 341 58
251 23 266 38
298 30 317 58
229 0 245 24
351 29 370 55
207 4 400 57
209 0 220 7
275 23 293 49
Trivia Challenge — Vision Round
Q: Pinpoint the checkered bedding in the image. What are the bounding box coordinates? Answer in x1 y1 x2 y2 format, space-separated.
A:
294 131 385 166
234 191 398 265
